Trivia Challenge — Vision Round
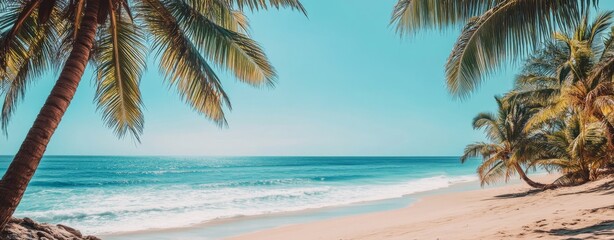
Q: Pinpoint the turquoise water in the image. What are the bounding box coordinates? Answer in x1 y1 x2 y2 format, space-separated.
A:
0 156 479 235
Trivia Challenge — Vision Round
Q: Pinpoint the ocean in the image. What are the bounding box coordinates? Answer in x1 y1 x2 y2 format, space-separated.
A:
0 156 480 236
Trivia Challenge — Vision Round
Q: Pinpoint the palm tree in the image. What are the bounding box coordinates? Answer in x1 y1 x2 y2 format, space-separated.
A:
461 97 549 188
517 12 614 179
391 0 599 98
494 12 614 183
0 0 306 230
507 11 613 111
530 116 607 184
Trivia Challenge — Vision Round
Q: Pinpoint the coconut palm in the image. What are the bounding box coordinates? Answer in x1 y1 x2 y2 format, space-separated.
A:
391 0 598 98
530 116 607 184
503 41 569 105
507 11 613 107
461 97 549 188
0 0 306 229
522 12 614 177
526 70 614 180
504 12 614 181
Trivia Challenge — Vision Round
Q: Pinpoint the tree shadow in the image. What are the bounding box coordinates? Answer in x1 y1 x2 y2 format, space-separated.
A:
491 189 543 199
557 178 614 196
547 220 614 238
489 175 614 199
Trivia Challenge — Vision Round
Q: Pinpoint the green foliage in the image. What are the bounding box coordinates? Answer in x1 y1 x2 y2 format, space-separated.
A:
461 97 541 186
392 0 598 98
0 2 63 131
0 0 305 139
466 11 614 186
94 9 147 141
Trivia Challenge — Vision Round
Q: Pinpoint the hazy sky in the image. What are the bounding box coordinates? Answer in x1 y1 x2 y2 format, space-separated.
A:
2 1 612 156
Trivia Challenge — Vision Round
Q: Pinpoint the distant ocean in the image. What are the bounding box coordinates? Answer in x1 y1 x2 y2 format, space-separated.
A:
0 156 479 235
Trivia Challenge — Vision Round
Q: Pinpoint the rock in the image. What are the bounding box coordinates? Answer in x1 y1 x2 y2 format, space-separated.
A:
57 224 82 237
0 218 99 240
36 231 54 239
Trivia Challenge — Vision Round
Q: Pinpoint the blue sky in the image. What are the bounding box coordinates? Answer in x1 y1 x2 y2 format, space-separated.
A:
2 1 612 156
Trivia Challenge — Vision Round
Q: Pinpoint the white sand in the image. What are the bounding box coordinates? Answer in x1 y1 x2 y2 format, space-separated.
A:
230 174 614 240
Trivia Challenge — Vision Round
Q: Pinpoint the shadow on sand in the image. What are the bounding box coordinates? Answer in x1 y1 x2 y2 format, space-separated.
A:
493 176 614 199
547 220 614 239
556 178 614 196
491 189 542 199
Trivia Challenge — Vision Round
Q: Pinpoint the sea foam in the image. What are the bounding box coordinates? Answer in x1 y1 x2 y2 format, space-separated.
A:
8 156 481 234
18 174 476 234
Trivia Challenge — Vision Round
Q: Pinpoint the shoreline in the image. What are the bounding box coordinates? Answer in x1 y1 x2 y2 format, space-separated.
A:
230 174 614 240
100 173 553 240
101 174 484 239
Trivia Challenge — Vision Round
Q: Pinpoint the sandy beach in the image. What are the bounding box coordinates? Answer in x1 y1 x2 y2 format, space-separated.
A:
230 174 614 240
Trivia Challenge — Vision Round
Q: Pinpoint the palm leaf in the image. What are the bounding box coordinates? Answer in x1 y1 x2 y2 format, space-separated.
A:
599 27 614 61
525 97 569 132
472 111 505 142
391 0 502 35
168 0 276 85
445 0 590 98
186 0 250 33
229 0 306 15
460 142 500 163
591 11 614 39
477 152 508 186
0 4 61 131
521 41 570 79
93 6 146 140
1 0 42 50
138 0 230 125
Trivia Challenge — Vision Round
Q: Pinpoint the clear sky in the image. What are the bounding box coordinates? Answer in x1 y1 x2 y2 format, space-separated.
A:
2 1 612 156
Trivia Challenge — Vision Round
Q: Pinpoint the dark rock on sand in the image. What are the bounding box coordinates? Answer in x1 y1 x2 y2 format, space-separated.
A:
0 218 100 240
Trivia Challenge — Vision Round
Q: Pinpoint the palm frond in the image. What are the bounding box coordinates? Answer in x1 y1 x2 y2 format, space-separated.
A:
138 0 230 125
477 152 508 186
0 1 36 72
461 142 500 163
1 0 42 50
472 111 505 142
593 95 614 115
588 51 614 85
182 0 250 33
515 74 560 88
525 97 569 131
229 0 306 15
0 3 61 131
530 158 571 169
168 0 276 85
505 87 560 106
93 6 146 140
590 11 614 42
599 27 614 61
391 0 502 35
445 0 590 98
521 41 569 79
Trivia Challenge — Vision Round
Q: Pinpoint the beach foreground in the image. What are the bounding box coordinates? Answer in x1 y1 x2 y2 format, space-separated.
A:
230 174 613 240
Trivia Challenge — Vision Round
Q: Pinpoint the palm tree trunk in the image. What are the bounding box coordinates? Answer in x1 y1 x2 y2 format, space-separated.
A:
512 163 552 189
0 0 99 230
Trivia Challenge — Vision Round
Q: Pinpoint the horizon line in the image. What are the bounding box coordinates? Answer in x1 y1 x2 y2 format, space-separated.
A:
0 155 464 158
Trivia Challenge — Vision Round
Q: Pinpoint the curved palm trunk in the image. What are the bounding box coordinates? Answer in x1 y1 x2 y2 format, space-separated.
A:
0 0 99 230
512 163 552 189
